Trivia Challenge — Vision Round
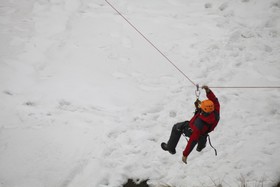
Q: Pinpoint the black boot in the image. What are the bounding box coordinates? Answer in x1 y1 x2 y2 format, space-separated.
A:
161 121 188 155
196 134 207 152
196 144 206 152
161 142 176 154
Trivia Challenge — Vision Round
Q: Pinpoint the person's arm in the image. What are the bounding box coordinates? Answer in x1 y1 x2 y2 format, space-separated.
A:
202 86 220 132
202 86 220 113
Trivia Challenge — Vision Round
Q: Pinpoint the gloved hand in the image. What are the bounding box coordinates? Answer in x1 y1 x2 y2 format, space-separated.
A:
182 155 187 164
202 85 210 93
194 99 201 109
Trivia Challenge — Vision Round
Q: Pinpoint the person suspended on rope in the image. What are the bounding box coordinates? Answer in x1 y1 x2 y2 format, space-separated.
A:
161 85 220 164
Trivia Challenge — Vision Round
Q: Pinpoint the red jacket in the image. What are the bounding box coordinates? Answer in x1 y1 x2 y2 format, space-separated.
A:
183 90 220 157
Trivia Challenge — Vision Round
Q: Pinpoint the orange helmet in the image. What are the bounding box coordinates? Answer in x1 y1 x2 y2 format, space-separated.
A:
200 99 214 113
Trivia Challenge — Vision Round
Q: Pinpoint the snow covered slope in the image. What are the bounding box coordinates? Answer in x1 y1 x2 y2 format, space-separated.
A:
0 0 280 186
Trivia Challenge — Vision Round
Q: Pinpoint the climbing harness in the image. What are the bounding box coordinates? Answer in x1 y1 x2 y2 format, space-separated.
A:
182 133 189 142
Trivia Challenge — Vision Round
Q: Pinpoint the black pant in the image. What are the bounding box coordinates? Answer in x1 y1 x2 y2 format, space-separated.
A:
166 121 207 153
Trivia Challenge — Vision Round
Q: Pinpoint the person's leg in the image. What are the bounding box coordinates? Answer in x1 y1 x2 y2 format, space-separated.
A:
182 121 192 137
162 121 187 154
196 134 207 152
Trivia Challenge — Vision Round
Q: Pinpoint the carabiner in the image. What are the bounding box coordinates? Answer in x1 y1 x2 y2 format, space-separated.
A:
195 84 201 99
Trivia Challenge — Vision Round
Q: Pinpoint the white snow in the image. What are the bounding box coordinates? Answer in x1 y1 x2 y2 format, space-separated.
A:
1 0 280 186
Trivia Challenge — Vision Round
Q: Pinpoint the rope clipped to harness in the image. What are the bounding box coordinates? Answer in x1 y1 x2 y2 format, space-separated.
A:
207 134 218 156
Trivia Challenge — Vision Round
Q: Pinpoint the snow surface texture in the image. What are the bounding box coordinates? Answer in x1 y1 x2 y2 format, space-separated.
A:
0 0 280 186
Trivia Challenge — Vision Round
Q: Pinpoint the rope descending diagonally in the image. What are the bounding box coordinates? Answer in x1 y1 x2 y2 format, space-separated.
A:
104 0 280 90
104 0 197 87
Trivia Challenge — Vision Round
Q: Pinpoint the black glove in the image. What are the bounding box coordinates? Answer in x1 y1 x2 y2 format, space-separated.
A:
194 99 201 109
202 85 210 93
194 99 201 115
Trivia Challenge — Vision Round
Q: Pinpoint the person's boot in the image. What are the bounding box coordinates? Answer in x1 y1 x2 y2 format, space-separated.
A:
161 142 176 154
196 134 207 152
196 144 206 152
